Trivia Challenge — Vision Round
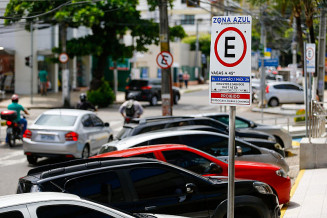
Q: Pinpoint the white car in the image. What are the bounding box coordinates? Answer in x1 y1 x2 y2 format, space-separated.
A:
265 82 304 107
23 109 113 164
0 192 184 218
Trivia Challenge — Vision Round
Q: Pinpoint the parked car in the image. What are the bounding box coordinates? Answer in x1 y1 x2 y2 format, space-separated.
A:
194 113 292 149
0 192 183 218
116 116 285 156
23 109 113 164
100 130 289 172
264 81 304 107
17 158 281 217
93 144 291 204
125 79 180 105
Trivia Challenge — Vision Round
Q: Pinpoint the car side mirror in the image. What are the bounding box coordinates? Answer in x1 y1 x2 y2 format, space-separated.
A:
104 122 110 127
249 121 256 128
185 183 196 194
208 162 223 174
236 146 242 156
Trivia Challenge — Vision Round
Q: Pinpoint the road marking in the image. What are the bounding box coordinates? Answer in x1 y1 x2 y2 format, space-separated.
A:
0 150 26 167
281 169 305 217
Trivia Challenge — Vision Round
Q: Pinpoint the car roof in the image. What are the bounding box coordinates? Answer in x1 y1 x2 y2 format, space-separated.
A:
0 192 81 208
267 81 301 86
42 109 93 116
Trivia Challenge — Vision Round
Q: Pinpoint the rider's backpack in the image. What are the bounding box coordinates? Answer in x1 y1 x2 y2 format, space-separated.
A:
125 100 135 117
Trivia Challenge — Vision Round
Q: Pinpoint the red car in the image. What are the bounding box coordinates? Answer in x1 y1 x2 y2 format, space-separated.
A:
93 144 291 204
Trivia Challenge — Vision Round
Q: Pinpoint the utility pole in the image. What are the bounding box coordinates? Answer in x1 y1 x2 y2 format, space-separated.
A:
30 22 34 104
61 24 70 108
159 0 173 116
317 7 326 102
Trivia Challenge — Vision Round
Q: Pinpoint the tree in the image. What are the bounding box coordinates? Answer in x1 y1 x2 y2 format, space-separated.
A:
5 0 186 90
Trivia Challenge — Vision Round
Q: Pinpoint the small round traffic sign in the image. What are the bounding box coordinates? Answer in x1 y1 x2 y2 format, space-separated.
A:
156 51 173 69
214 27 247 67
306 47 314 61
59 53 69 63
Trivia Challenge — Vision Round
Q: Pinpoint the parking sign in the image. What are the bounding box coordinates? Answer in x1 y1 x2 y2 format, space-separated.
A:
209 16 252 106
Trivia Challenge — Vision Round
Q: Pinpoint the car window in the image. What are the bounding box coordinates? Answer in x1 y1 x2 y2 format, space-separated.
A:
116 127 133 140
36 204 113 218
128 80 148 87
64 171 124 204
91 115 104 127
130 167 186 200
273 84 286 89
35 115 77 126
162 150 212 175
235 141 261 155
213 116 249 128
181 134 229 156
149 136 181 145
81 115 94 127
137 124 166 134
212 116 229 125
286 84 301 91
0 211 24 218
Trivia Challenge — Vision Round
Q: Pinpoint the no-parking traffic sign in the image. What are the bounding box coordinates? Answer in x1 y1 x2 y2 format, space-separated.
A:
156 51 173 69
209 16 252 106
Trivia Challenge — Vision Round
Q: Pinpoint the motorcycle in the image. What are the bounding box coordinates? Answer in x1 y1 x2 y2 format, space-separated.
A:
0 110 24 147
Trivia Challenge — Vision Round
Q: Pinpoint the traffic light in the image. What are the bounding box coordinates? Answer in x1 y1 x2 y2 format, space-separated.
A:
25 56 32 67
186 0 199 7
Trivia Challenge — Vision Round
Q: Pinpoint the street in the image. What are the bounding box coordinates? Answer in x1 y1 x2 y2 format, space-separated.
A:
0 89 299 196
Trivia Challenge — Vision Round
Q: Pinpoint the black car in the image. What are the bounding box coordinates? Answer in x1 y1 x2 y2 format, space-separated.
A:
125 79 180 105
115 116 285 156
17 158 280 218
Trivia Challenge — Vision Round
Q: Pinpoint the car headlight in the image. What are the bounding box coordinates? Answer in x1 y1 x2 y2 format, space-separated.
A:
274 143 283 150
276 169 288 178
268 135 276 142
253 182 273 194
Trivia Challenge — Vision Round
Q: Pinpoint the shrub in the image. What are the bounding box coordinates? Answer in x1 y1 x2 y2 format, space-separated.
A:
87 78 115 108
294 109 305 122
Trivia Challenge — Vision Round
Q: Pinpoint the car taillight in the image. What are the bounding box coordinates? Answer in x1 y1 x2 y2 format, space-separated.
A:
23 129 32 139
6 121 12 126
65 132 78 141
125 85 130 90
265 85 270 93
141 85 152 90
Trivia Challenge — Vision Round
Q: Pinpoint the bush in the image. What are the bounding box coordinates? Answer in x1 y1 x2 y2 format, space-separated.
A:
87 78 115 108
294 109 305 122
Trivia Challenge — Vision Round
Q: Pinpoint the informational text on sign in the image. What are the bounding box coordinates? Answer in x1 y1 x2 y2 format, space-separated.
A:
209 16 252 106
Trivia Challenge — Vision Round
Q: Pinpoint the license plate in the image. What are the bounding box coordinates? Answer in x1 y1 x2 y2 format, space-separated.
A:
41 134 55 141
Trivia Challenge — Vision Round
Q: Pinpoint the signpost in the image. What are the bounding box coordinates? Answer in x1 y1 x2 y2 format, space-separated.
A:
156 51 173 69
210 16 252 218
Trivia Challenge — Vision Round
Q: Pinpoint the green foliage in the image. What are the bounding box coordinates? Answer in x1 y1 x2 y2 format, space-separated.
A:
87 78 115 108
294 109 306 122
182 34 211 56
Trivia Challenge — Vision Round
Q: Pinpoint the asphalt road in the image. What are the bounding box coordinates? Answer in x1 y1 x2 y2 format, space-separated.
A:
0 89 299 195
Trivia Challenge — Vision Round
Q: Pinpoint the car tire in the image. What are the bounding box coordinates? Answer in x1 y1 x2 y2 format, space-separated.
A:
174 94 180 105
81 145 90 159
269 98 279 107
150 95 158 106
27 156 38 165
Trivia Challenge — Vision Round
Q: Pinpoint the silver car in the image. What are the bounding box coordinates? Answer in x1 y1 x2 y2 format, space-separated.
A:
265 81 304 107
193 113 292 149
23 109 113 164
98 130 289 173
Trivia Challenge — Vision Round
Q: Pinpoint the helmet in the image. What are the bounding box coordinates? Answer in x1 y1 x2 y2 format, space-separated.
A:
11 94 19 101
127 93 136 100
80 93 87 102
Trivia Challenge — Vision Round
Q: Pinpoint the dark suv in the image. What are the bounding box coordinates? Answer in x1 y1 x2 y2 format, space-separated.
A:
125 79 180 105
17 158 280 218
115 116 285 156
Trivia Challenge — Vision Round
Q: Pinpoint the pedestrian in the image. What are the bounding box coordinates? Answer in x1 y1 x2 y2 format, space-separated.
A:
178 70 184 88
76 93 97 111
183 72 190 88
119 95 143 123
38 68 49 95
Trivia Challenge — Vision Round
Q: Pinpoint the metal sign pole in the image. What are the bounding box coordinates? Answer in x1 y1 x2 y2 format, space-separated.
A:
227 105 236 218
304 42 308 137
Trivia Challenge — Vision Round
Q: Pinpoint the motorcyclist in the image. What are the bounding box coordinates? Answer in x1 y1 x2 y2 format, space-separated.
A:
119 94 143 122
7 94 29 142
76 93 97 111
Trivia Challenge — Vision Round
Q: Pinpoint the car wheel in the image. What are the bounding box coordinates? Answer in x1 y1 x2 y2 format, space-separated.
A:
150 95 158 106
269 98 279 107
81 145 90 159
174 94 180 105
27 156 38 165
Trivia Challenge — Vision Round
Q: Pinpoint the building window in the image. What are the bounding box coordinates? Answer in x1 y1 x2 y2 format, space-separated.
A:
181 15 195 25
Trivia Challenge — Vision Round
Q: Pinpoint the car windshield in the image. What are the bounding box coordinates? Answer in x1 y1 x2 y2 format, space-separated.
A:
35 114 77 126
128 80 148 87
116 127 133 140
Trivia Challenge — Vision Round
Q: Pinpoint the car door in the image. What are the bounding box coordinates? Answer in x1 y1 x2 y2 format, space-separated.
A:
0 205 31 218
90 115 110 150
81 114 98 154
285 84 304 103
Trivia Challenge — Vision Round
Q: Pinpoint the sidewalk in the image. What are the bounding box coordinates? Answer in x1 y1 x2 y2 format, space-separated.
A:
282 168 327 218
0 82 210 109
